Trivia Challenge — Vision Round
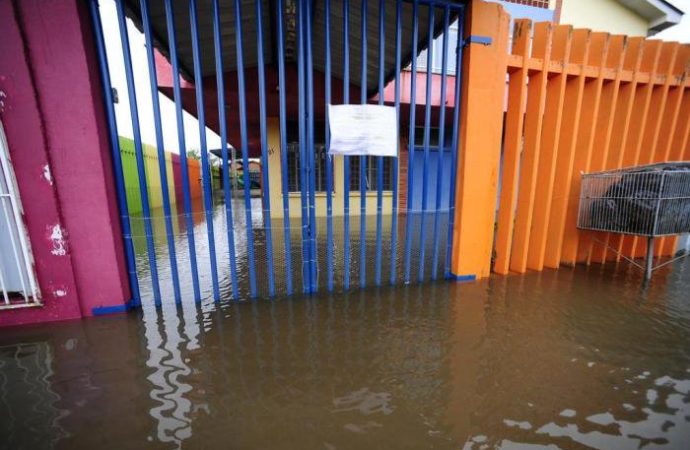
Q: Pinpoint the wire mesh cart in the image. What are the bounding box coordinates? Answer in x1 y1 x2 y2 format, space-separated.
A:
577 162 690 280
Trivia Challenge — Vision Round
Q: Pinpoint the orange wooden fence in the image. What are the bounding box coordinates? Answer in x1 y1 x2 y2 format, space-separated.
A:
493 19 690 275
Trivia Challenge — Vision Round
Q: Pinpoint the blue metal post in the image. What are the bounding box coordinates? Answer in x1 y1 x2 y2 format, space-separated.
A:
325 0 334 292
359 0 368 289
297 0 311 293
375 0 385 286
256 0 276 297
446 10 465 277
189 0 220 301
390 0 402 286
164 0 201 302
140 0 181 303
114 0 161 305
305 0 318 293
234 0 259 297
212 0 239 299
431 6 450 280
343 0 351 290
418 5 435 282
276 0 294 295
88 0 141 306
403 0 419 283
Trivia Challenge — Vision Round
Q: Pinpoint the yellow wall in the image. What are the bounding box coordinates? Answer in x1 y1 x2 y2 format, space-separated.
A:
142 142 177 212
266 118 395 219
560 0 649 36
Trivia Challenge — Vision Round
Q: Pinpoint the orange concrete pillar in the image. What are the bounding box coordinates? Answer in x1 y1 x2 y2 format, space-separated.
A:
450 0 510 280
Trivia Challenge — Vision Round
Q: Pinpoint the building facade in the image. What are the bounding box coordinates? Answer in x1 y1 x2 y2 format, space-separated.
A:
496 0 683 36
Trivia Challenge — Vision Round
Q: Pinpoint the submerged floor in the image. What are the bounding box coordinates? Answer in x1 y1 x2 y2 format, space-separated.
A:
2 259 690 449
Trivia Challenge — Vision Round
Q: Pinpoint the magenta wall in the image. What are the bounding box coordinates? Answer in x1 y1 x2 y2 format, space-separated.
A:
0 0 131 326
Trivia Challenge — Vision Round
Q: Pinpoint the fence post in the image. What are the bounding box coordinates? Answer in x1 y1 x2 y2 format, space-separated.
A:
450 0 509 280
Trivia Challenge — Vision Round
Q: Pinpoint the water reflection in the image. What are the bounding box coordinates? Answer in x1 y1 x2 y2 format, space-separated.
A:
0 343 66 449
0 261 689 449
130 199 450 305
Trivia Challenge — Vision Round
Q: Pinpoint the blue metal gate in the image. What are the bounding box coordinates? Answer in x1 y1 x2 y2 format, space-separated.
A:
88 0 465 306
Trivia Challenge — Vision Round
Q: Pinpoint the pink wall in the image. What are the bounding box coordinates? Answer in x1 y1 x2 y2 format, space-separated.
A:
0 0 131 326
377 71 459 107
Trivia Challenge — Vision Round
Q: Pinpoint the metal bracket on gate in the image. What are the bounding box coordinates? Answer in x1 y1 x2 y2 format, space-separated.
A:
463 35 493 48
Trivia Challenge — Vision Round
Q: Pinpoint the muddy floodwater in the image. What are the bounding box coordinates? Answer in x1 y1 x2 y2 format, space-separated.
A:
2 255 690 449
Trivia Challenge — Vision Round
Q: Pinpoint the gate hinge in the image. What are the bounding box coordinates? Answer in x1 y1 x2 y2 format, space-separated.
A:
463 35 492 48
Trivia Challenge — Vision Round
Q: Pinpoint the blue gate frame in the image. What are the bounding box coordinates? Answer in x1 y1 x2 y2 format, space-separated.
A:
88 0 466 306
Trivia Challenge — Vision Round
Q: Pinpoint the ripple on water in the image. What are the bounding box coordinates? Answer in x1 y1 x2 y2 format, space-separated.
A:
0 256 689 449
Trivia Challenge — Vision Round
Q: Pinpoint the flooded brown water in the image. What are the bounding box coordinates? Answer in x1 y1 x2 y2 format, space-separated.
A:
2 260 690 449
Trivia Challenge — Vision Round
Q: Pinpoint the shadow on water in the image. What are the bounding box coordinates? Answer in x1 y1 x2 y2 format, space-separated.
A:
1 256 690 449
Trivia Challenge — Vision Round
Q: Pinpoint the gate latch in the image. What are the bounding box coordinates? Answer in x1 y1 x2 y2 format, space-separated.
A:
463 35 493 48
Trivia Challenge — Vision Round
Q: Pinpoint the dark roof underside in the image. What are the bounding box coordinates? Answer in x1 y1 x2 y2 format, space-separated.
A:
123 0 463 94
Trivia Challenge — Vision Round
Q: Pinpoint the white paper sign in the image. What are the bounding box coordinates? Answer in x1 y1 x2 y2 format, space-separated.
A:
328 104 398 156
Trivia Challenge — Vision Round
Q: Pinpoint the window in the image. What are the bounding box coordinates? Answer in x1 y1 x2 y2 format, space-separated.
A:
414 127 444 148
502 0 550 8
348 156 395 192
415 20 460 75
1 122 40 308
286 143 332 193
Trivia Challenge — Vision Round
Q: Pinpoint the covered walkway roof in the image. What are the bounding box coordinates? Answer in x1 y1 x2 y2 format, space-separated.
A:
122 0 463 95
121 0 465 156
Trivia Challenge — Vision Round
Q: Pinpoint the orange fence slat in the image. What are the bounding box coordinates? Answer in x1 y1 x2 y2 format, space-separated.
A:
661 49 690 256
615 41 662 260
652 44 687 257
527 25 573 271
544 29 591 269
559 33 611 266
599 38 646 262
605 38 648 261
494 19 531 275
588 35 631 264
579 35 627 264
622 41 673 259
509 22 553 274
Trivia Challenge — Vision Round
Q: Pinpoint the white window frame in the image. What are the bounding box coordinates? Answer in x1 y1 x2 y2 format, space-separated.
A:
0 120 40 309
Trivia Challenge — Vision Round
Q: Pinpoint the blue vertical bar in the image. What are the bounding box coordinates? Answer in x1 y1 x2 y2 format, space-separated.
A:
164 0 200 302
234 0 258 297
374 0 384 286
297 0 311 294
114 0 161 305
88 0 141 306
343 0 351 290
417 5 435 282
403 0 419 283
305 0 318 293
431 6 450 280
389 0 402 286
256 0 277 297
189 0 220 301
276 0 294 295
140 0 181 304
359 0 368 289
325 0 334 292
445 9 465 277
212 0 239 299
